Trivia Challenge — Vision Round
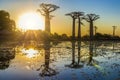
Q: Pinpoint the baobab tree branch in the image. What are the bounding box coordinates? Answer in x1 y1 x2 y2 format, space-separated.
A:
83 13 100 40
65 14 74 18
37 9 45 16
82 17 90 22
87 14 92 21
80 22 84 26
40 3 47 9
93 16 100 21
66 11 84 40
66 12 78 19
49 7 59 12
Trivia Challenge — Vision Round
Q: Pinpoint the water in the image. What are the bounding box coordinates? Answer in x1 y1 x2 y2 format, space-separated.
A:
0 41 120 80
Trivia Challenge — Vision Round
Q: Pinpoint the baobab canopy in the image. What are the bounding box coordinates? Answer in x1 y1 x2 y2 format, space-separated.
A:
37 3 59 33
37 3 59 16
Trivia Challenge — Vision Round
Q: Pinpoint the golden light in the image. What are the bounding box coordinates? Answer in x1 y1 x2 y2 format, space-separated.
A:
18 12 44 31
22 48 39 58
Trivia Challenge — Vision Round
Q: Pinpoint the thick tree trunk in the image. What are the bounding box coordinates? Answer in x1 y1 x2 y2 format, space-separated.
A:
90 21 94 41
78 41 81 64
72 41 75 64
78 17 81 40
44 41 50 68
88 41 93 64
45 13 50 33
113 28 115 37
72 18 76 40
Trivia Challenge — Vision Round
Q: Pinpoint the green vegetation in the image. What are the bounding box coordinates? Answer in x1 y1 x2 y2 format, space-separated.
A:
0 10 19 42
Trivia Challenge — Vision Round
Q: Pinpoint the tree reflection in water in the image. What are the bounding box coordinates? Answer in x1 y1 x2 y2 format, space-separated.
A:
0 48 15 70
88 41 94 65
0 61 10 69
87 41 99 66
38 41 58 77
65 41 83 68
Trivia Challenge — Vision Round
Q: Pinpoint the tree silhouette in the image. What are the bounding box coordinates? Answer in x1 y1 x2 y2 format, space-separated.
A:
77 12 84 40
0 61 10 70
0 10 10 18
94 26 97 36
37 3 59 33
88 41 94 64
0 10 16 31
66 12 78 40
37 41 57 77
87 41 99 65
0 10 16 41
78 41 81 64
112 26 117 38
83 14 100 40
65 41 83 68
0 48 15 70
66 12 84 40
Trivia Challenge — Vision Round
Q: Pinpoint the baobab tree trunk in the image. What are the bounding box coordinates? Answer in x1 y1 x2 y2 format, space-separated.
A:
44 41 50 69
72 41 75 64
113 28 115 37
88 41 93 64
78 41 81 64
45 13 50 32
78 17 81 40
90 21 94 41
72 18 76 40
113 26 116 37
94 26 97 36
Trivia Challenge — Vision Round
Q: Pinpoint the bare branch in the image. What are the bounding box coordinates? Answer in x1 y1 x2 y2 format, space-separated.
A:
93 15 100 21
83 14 100 22
82 17 90 22
38 3 59 13
37 9 45 16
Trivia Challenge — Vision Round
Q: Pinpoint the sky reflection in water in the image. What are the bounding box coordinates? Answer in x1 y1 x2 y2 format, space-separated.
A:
0 41 120 80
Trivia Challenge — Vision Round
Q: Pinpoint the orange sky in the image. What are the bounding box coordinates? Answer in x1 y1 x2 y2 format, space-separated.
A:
0 0 120 36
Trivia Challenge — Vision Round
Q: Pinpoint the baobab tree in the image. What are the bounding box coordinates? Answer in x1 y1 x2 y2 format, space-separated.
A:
83 14 100 40
94 26 97 36
112 26 117 37
37 3 59 33
38 41 57 76
66 12 84 40
77 12 84 40
65 41 83 68
66 12 78 40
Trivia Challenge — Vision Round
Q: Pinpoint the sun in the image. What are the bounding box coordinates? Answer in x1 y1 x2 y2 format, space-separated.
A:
18 12 44 31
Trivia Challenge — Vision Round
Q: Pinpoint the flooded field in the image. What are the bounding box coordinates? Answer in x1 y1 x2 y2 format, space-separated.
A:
0 41 120 80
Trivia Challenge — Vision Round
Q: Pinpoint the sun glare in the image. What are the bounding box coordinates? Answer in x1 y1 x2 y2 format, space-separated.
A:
18 12 44 31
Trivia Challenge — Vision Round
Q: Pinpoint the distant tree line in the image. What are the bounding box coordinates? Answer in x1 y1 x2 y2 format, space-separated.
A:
82 33 120 41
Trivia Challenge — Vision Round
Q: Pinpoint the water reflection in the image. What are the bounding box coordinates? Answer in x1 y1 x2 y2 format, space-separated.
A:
66 41 83 68
112 41 117 53
87 41 99 66
0 61 10 69
0 41 120 80
38 41 58 77
88 41 94 65
21 48 39 58
0 48 15 70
